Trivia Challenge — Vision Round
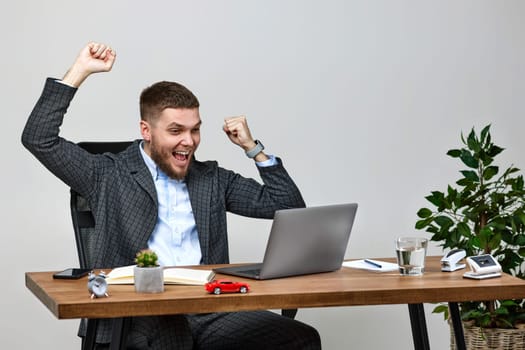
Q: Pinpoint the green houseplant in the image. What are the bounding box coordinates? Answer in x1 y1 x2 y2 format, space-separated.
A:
135 249 160 268
415 125 525 336
134 249 164 293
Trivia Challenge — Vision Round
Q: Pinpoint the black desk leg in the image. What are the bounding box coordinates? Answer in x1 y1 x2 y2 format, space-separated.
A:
281 309 298 319
408 304 430 350
83 319 99 350
449 302 466 350
109 317 131 350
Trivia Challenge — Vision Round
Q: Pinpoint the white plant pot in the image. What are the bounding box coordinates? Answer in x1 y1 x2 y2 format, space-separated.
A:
134 266 164 293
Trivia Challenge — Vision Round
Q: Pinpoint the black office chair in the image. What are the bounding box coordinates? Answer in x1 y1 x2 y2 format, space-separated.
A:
71 141 132 350
72 141 132 269
71 141 297 349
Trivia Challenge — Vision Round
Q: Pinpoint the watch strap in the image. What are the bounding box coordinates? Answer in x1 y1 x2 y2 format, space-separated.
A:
245 140 264 158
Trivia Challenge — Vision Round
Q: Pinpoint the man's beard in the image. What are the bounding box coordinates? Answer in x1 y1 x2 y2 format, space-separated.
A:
149 141 191 180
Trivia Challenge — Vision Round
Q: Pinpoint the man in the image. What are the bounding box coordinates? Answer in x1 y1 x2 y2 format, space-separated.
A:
22 42 321 349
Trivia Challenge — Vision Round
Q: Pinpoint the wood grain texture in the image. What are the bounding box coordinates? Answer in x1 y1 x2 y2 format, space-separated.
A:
26 257 525 320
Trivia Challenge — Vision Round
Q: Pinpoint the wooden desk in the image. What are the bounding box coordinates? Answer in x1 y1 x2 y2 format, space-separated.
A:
26 257 525 349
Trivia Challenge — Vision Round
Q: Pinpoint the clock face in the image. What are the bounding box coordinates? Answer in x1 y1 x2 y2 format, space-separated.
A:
88 273 108 298
92 277 107 296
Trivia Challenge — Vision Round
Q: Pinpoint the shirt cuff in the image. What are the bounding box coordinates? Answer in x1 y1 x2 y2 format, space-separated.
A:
256 154 277 167
55 79 76 87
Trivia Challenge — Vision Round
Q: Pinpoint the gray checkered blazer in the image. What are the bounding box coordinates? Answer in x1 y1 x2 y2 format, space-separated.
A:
22 78 306 343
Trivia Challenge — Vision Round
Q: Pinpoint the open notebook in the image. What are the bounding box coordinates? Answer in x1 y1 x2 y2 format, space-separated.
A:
106 265 215 285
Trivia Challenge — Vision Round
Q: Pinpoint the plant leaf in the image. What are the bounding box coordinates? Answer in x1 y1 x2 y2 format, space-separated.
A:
488 233 502 251
500 300 518 307
487 145 504 157
480 124 491 144
415 218 433 230
432 304 450 321
417 208 432 218
460 150 479 168
467 128 480 152
435 215 454 229
447 149 461 158
460 170 479 182
457 222 471 237
483 166 499 181
425 191 444 207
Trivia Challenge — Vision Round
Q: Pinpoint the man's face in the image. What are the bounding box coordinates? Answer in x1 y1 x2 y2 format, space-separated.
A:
141 107 201 180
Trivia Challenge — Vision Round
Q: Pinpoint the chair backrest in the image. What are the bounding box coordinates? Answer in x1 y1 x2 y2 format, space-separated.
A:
71 141 132 269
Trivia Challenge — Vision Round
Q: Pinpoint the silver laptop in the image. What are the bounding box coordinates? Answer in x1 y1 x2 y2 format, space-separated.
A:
214 203 358 280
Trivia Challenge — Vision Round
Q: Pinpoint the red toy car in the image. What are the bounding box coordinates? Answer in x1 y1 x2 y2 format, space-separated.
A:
205 279 250 295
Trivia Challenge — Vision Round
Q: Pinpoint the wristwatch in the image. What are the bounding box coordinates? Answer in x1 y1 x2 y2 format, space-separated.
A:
245 140 264 158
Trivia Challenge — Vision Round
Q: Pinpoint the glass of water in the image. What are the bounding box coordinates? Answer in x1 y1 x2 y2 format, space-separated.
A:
395 237 428 276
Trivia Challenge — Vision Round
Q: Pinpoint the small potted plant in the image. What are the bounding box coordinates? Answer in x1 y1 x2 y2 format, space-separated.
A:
134 249 164 293
415 125 525 348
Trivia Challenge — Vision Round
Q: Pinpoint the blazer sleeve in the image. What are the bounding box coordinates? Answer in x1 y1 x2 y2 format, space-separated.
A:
221 158 306 219
21 78 106 199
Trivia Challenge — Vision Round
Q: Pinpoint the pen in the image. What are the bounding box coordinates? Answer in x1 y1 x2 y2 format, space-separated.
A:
364 259 382 268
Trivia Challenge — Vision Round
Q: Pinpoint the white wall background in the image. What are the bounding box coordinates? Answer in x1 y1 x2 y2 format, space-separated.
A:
2 1 525 349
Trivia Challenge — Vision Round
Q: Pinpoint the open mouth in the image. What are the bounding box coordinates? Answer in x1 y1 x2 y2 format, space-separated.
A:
173 150 190 161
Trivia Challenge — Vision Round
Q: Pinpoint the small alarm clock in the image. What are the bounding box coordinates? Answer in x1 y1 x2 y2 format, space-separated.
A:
87 271 109 298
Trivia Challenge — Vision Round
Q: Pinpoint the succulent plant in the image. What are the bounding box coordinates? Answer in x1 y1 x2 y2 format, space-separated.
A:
135 249 159 268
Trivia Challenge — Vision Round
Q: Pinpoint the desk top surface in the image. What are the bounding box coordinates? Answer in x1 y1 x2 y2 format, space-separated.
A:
26 256 525 319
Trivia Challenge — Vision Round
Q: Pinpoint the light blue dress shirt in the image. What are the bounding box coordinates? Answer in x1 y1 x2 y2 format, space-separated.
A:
140 142 276 266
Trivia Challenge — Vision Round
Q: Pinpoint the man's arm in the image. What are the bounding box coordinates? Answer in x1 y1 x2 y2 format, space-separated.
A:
62 42 116 87
22 42 116 196
223 116 269 163
221 115 304 216
220 159 306 219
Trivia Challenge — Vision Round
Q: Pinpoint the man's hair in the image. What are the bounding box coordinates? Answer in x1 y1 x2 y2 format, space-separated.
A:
139 81 200 122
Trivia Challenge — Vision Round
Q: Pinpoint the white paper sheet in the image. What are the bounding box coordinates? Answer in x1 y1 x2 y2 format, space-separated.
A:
343 259 399 272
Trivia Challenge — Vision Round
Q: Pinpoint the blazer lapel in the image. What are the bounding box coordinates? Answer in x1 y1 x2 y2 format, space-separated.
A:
125 141 158 206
